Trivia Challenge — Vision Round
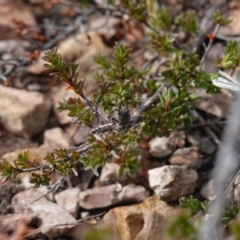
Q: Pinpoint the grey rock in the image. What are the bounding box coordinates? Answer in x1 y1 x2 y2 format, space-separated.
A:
44 127 70 148
55 187 80 217
117 184 150 203
149 137 176 158
200 138 216 155
148 165 198 201
169 147 202 169
194 88 231 119
200 179 216 201
99 162 120 185
135 211 163 240
79 184 149 210
79 184 121 210
187 133 201 147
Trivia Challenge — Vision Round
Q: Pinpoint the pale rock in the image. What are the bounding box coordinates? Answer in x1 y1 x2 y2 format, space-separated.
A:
79 184 121 210
12 188 77 238
200 179 216 201
0 85 52 137
55 187 80 217
217 9 240 37
169 147 201 169
148 165 198 201
117 184 150 203
51 37 110 124
200 138 216 155
80 211 90 219
102 195 180 240
149 137 176 158
58 32 113 96
58 31 112 66
194 89 231 119
78 168 95 190
44 127 70 148
99 162 120 185
73 125 91 145
89 15 121 39
39 186 55 202
135 211 163 240
79 184 148 210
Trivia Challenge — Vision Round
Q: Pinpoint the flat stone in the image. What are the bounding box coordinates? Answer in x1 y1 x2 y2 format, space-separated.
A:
117 184 150 203
79 184 149 210
12 188 77 238
148 165 198 201
169 147 202 169
194 89 231 119
73 125 91 145
79 184 121 210
0 85 52 137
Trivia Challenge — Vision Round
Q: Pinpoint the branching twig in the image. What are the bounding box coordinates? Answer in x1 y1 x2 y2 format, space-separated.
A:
42 9 95 50
129 84 167 127
190 109 221 145
200 24 221 67
17 165 53 173
192 0 229 53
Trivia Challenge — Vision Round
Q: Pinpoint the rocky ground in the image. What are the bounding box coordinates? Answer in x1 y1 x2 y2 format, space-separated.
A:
0 0 240 239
